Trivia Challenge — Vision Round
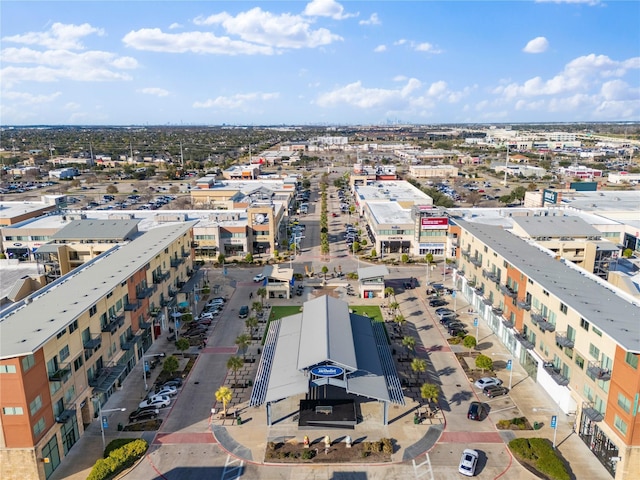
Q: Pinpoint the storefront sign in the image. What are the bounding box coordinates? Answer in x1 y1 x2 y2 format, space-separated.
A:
421 217 448 229
543 189 558 204
311 366 344 378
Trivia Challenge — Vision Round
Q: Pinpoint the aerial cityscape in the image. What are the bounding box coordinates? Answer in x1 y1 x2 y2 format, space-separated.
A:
1 1 640 480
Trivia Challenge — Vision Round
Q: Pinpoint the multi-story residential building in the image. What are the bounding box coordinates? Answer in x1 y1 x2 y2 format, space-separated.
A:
454 219 640 479
0 222 196 480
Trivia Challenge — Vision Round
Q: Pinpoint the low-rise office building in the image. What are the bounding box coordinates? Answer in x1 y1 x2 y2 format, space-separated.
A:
357 265 389 298
454 219 640 480
408 164 459 179
0 222 195 480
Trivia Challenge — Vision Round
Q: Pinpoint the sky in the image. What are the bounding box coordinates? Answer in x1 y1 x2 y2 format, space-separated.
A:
1 0 639 126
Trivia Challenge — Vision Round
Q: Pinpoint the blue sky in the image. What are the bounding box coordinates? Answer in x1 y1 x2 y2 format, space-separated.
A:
1 0 639 125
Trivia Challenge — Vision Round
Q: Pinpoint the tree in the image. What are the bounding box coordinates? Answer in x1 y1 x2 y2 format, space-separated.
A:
394 314 406 334
256 287 267 307
162 355 179 375
411 358 427 383
352 241 361 253
466 191 481 206
174 338 190 355
463 335 477 357
252 301 263 317
217 253 226 265
425 253 434 265
475 354 493 374
235 334 251 360
106 185 118 194
244 252 254 263
401 253 409 263
370 248 377 258
215 386 232 417
245 316 258 338
622 248 633 258
384 287 396 301
227 356 244 387
420 383 440 409
402 336 416 354
321 265 329 280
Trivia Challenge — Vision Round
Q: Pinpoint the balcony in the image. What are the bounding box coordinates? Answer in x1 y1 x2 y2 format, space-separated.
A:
502 317 514 329
457 270 465 278
170 257 185 268
48 363 71 382
124 301 141 311
182 251 190 258
191 241 199 248
483 269 499 282
474 286 484 296
136 286 156 300
168 288 178 298
461 250 471 260
83 333 102 350
538 320 556 333
492 307 503 315
582 402 604 422
120 335 136 351
543 362 570 386
153 271 170 284
587 361 611 381
555 332 575 349
101 314 124 334
139 320 152 330
55 409 76 424
500 284 518 298
89 364 127 392
530 312 544 325
515 333 534 350
517 299 531 311
470 257 482 267
482 297 493 306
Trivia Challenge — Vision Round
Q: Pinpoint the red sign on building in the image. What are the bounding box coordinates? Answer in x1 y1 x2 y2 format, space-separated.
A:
421 217 448 229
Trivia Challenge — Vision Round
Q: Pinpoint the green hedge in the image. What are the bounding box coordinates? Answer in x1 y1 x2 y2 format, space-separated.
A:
87 439 148 480
508 438 570 480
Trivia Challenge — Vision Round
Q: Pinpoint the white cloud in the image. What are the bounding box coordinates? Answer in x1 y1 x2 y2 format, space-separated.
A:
2 90 61 104
359 13 381 26
169 23 183 30
2 22 104 50
393 75 407 82
414 42 442 54
315 78 421 109
139 87 169 97
523 36 549 54
373 45 386 53
122 28 274 55
63 102 81 111
193 92 279 109
303 0 355 20
190 7 342 50
393 39 408 46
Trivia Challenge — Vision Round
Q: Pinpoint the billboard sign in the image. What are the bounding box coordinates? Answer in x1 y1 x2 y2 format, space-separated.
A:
421 217 449 229
543 189 558 204
311 366 344 378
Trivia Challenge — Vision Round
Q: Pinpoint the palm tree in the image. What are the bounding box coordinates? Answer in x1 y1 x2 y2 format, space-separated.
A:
252 301 263 318
215 386 232 417
420 383 440 411
384 287 395 304
394 314 406 335
235 333 251 360
402 336 416 355
411 358 427 384
245 316 258 338
388 301 399 317
227 356 244 387
256 287 267 307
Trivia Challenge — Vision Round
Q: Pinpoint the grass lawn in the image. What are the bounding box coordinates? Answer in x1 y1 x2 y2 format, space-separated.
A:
262 306 303 345
349 305 383 322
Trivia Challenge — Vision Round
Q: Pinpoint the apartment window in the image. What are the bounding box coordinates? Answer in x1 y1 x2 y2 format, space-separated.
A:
592 327 602 337
483 246 488 253
59 346 70 362
1 365 17 373
624 352 638 369
106 292 113 299
580 318 590 331
589 343 600 360
29 395 43 416
567 325 576 342
33 418 46 437
617 393 631 413
73 356 83 371
68 320 78 334
89 305 97 317
583 384 594 402
575 353 585 370
614 415 628 436
3 407 24 415
22 355 35 372
56 330 66 339
559 303 568 314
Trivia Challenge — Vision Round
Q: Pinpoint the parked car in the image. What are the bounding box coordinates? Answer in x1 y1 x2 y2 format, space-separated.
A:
429 298 448 308
158 378 183 389
154 386 178 397
239 305 249 318
474 377 503 390
139 395 170 409
435 307 454 316
458 448 479 476
448 326 468 336
128 407 159 423
444 321 466 330
467 401 486 421
483 385 509 398
253 273 265 283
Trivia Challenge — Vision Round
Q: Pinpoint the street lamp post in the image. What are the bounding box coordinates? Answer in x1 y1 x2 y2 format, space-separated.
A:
533 407 560 448
142 349 166 391
96 401 126 452
492 352 514 390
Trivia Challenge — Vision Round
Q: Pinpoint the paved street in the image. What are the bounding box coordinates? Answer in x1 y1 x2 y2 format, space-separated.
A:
49 170 611 480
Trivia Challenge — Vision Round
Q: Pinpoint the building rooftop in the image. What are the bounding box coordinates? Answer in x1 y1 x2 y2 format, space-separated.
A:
355 180 432 204
455 220 640 353
512 216 602 238
368 202 413 226
51 219 140 240
0 222 197 360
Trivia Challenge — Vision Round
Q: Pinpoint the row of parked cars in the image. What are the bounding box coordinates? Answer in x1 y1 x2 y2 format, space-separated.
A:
128 377 184 423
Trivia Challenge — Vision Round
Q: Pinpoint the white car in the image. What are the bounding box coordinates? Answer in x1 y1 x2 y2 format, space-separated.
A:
458 448 478 476
253 273 265 282
474 377 503 390
154 386 178 397
139 395 171 409
198 312 217 320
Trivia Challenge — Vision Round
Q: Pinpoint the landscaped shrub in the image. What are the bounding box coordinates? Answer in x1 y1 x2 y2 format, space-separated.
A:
87 439 148 480
508 438 570 480
103 438 138 458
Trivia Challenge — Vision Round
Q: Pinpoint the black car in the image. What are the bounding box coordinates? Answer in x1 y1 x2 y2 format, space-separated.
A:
157 378 183 390
429 298 448 308
467 401 487 421
444 321 466 330
483 385 509 398
449 326 468 336
403 281 413 290
128 407 159 423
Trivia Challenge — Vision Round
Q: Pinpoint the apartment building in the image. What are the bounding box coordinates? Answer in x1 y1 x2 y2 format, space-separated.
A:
454 219 640 479
0 222 196 480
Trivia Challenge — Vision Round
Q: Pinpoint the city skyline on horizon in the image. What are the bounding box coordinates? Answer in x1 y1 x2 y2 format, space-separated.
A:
1 0 639 126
